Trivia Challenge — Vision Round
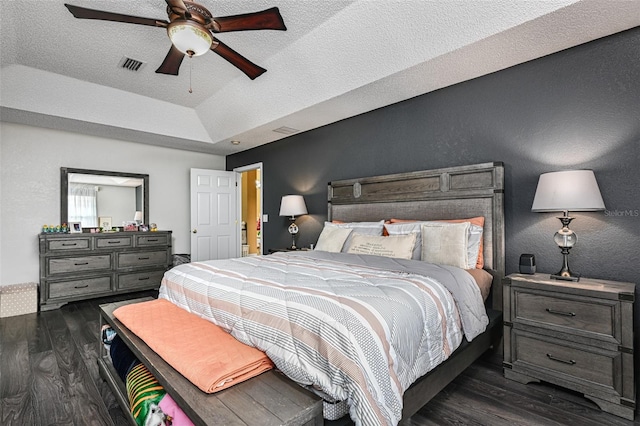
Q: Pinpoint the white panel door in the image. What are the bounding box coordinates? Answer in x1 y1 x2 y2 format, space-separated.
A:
190 169 238 261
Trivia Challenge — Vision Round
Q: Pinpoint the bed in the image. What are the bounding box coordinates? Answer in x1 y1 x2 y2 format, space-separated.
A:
99 161 505 426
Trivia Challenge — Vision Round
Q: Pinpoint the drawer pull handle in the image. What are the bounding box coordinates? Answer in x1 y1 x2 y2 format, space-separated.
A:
546 308 575 317
147 239 159 242
74 262 89 266
108 241 121 244
62 243 77 247
546 353 576 365
74 284 89 289
138 257 150 260
138 277 150 281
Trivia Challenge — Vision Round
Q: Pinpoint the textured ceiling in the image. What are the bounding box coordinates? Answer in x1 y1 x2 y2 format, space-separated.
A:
1 1 639 155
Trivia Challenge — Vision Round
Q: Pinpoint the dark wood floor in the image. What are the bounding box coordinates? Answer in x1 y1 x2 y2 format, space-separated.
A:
1 291 637 426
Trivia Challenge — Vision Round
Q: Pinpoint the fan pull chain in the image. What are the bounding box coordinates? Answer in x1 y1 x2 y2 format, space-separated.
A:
188 55 193 94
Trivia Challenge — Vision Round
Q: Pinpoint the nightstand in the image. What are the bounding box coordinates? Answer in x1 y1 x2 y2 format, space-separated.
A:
503 273 635 420
267 248 310 254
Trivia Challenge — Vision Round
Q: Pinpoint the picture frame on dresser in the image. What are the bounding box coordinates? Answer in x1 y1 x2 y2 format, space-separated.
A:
99 216 112 231
123 221 138 231
69 222 82 233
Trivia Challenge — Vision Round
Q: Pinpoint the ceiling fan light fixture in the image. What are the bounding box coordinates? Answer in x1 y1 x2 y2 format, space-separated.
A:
167 21 212 57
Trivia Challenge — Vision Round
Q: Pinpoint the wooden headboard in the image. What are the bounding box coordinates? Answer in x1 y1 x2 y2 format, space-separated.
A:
327 162 505 309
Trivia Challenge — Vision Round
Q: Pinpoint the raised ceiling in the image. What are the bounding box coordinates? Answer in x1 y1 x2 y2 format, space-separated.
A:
1 1 638 155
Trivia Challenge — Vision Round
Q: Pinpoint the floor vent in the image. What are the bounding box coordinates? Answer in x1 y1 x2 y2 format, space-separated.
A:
272 126 300 135
118 56 146 72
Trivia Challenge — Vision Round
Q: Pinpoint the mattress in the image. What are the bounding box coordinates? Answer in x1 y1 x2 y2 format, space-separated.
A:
159 251 488 426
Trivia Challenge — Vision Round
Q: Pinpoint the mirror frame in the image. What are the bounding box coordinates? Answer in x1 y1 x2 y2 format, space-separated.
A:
60 167 149 226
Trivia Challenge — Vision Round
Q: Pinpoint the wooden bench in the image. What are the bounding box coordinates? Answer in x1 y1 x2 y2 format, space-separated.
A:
98 298 323 426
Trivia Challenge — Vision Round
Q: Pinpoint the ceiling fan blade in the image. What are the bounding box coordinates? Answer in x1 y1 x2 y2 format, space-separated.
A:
156 45 185 75
64 4 168 27
211 38 266 80
165 0 191 19
209 7 286 33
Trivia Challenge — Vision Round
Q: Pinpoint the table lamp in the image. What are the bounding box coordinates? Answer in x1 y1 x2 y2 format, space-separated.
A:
279 195 307 249
134 211 143 224
531 170 605 281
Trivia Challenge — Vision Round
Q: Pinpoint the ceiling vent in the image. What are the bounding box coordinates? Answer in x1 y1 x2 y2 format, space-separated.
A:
118 56 146 72
272 126 300 135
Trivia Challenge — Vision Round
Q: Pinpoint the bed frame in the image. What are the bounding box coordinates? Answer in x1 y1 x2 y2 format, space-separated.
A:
327 161 505 423
98 161 505 425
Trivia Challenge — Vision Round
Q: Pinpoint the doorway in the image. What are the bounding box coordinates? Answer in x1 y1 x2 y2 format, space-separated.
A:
235 163 263 256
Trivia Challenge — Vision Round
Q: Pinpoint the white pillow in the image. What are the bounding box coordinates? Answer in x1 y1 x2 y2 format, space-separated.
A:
386 221 482 268
466 224 483 270
324 221 385 251
421 222 470 269
315 226 353 253
346 233 417 259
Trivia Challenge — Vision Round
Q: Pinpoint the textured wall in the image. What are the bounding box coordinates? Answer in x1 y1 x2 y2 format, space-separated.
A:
229 27 639 283
228 27 640 375
0 123 225 286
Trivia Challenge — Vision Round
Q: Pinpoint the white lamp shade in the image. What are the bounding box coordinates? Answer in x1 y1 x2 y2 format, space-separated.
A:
531 170 605 212
167 21 213 56
279 195 308 217
134 211 143 221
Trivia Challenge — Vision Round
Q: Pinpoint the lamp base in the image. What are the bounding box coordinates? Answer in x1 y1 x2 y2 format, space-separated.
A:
288 221 299 250
551 217 580 282
551 273 580 282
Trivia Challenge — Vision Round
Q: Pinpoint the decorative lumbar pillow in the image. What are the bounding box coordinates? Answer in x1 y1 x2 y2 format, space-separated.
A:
384 222 425 260
315 226 353 253
346 233 417 259
421 222 470 269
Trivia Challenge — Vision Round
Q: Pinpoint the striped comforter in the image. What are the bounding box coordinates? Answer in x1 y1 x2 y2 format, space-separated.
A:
159 251 488 426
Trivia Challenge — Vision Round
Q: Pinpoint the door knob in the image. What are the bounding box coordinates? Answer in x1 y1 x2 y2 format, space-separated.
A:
192 229 197 234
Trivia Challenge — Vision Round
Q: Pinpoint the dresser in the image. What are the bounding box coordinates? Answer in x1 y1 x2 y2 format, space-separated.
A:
503 273 635 420
39 231 172 310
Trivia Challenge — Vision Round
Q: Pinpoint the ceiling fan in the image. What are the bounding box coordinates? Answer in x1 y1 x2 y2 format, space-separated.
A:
64 0 286 80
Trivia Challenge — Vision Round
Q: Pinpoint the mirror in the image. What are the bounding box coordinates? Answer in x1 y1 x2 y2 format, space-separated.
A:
60 167 149 228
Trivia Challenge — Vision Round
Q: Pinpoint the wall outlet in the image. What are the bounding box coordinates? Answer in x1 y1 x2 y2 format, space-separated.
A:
262 214 269 223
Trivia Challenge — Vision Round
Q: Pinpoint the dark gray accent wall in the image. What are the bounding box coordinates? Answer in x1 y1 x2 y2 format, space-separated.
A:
229 26 640 386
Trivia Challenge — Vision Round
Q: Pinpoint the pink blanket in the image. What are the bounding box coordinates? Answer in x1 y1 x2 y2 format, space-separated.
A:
114 298 274 393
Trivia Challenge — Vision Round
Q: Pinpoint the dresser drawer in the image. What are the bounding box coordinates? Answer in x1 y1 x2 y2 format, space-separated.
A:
46 238 91 251
118 251 168 268
118 270 166 290
96 235 133 249
513 331 620 392
48 255 112 274
49 276 112 299
514 290 616 340
136 234 169 247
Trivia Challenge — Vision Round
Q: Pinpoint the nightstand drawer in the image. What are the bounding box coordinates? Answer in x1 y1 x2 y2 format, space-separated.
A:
513 332 619 391
514 290 615 340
